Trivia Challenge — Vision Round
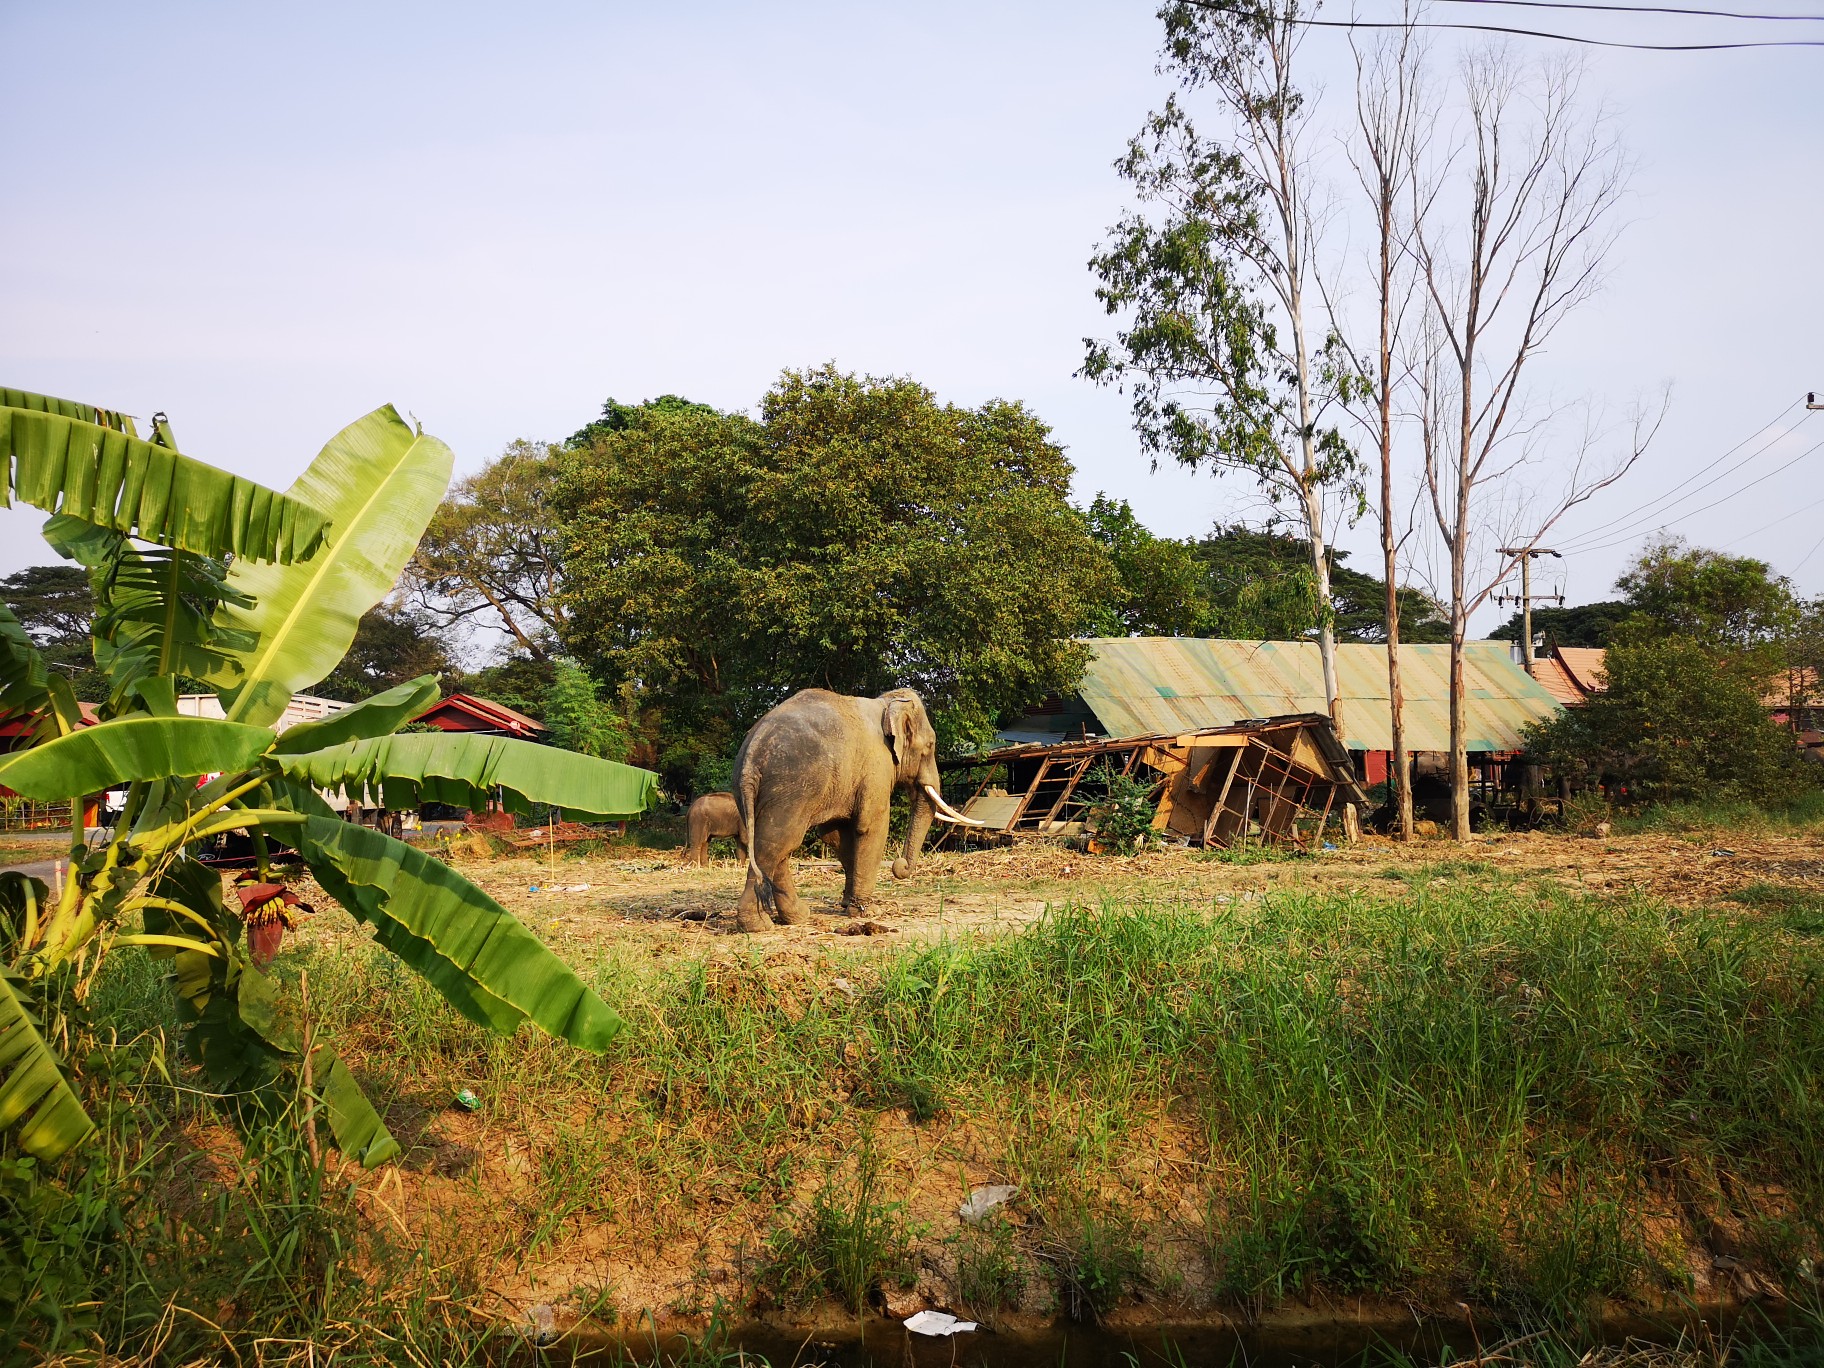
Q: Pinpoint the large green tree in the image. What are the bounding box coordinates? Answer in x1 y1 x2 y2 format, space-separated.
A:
1526 637 1809 806
403 439 571 661
1615 537 1799 658
557 365 1116 775
1487 601 1632 650
568 393 719 448
1080 495 1207 637
1084 0 1363 726
0 565 101 700
1527 539 1816 807
1082 499 1447 644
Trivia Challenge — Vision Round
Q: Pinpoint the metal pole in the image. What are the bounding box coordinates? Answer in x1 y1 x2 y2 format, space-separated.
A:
1520 554 1534 670
1497 547 1563 675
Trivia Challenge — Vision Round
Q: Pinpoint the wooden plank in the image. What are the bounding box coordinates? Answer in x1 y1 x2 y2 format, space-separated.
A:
1006 755 1053 830
1039 754 1097 831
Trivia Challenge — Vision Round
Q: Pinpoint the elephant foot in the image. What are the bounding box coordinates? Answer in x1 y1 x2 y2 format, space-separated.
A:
775 895 811 926
890 857 911 880
840 899 867 918
735 907 773 934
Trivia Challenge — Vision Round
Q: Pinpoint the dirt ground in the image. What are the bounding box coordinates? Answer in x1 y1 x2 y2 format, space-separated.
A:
442 824 1824 966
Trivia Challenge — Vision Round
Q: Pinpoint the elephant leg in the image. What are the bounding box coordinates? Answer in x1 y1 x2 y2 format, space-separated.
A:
736 866 772 934
842 822 890 916
828 821 860 913
771 854 809 925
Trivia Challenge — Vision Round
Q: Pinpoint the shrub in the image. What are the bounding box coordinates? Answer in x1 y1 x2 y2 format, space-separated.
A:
1087 764 1159 854
1527 636 1814 806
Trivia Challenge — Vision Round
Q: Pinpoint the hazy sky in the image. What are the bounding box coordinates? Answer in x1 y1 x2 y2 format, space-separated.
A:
4 1 1820 634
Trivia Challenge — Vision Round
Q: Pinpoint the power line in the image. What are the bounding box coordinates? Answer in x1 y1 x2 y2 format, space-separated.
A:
1554 401 1808 551
1563 435 1824 556
1177 0 1824 47
1792 525 1824 575
1439 0 1824 20
1721 490 1824 549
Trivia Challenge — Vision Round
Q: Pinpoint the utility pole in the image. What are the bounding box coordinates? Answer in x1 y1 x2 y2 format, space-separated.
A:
1494 547 1564 673
1808 392 1824 412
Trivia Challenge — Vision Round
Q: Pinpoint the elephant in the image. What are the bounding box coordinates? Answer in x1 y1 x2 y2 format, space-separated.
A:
732 687 984 932
683 792 744 867
683 791 847 868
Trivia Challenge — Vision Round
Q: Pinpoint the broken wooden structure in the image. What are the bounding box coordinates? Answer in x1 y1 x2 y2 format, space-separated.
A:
940 713 1368 852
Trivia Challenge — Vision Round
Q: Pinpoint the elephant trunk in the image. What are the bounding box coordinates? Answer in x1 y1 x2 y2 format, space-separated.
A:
892 784 936 880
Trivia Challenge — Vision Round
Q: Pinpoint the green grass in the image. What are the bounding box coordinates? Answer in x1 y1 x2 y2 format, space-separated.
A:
1727 881 1824 935
11 880 1824 1361
1609 789 1824 836
756 1129 915 1312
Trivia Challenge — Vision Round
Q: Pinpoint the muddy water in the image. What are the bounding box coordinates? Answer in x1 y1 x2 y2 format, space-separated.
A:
524 1303 1800 1366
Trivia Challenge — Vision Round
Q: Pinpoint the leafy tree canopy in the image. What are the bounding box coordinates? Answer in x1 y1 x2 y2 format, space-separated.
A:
457 653 555 722
542 658 632 762
1613 537 1799 657
568 394 720 448
1 564 92 644
1526 635 1812 806
1082 498 1448 644
1081 496 1207 637
404 439 571 661
1487 600 1632 649
556 365 1117 776
1 563 104 700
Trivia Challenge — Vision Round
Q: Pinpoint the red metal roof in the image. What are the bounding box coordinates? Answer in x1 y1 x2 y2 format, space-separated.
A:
412 693 547 739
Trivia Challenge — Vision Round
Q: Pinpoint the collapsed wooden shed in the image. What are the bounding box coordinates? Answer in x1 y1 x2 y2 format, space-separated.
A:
942 713 1368 852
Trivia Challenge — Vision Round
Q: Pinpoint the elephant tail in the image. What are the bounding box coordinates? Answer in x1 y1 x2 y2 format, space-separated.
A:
738 766 775 913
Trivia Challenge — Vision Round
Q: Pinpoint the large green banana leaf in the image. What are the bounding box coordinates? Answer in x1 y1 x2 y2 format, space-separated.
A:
292 813 622 1050
45 515 257 709
0 400 327 565
206 406 452 728
0 602 52 722
270 675 440 755
312 1045 402 1167
276 731 658 820
1 386 138 436
0 715 274 800
0 969 95 1161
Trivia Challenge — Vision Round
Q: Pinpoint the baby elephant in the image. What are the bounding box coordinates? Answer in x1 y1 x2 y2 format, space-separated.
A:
684 792 745 867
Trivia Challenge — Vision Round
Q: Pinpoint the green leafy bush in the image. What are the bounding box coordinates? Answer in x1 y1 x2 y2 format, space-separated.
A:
1087 765 1159 853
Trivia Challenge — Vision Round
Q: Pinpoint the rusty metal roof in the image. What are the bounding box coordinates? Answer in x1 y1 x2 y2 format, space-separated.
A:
1074 639 1562 753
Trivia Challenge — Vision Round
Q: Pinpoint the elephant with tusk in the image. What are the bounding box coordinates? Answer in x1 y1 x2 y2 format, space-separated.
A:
732 686 984 932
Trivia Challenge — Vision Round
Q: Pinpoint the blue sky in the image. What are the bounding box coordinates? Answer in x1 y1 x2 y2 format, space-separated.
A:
3 1 1820 631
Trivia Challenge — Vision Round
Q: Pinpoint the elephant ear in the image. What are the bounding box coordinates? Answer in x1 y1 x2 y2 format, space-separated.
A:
880 690 919 771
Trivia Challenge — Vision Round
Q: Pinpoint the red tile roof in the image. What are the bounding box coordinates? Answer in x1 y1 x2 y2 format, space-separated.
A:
1529 645 1607 707
412 693 547 739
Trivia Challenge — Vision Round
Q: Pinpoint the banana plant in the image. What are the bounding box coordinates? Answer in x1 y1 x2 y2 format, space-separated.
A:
0 391 656 1166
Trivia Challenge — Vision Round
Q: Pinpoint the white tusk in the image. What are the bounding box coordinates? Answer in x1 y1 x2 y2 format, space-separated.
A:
925 785 989 827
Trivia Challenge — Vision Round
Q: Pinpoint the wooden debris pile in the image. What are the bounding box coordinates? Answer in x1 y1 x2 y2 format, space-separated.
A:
941 713 1367 852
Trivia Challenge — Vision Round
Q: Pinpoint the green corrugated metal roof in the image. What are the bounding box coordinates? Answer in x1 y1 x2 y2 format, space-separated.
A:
1074 639 1562 752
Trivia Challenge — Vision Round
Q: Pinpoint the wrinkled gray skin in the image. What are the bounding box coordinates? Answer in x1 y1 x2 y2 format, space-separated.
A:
683 791 845 868
683 792 743 867
733 687 940 932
